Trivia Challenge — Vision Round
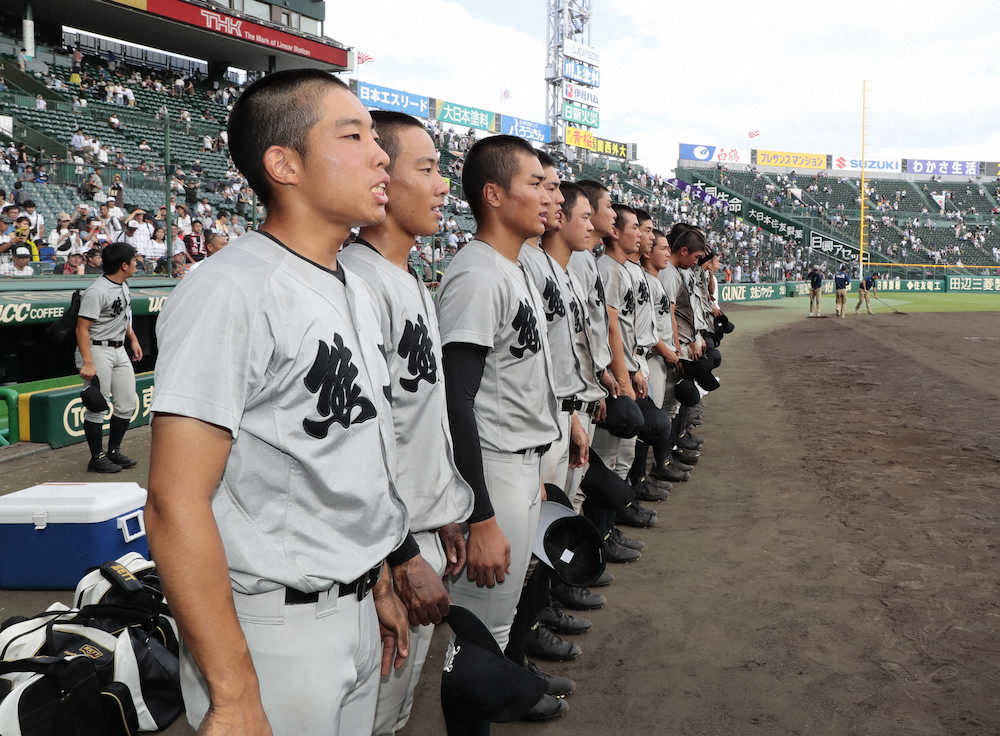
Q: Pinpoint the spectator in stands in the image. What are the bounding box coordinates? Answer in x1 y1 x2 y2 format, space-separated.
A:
169 224 188 272
86 166 104 198
178 109 191 134
83 218 111 250
0 216 12 264
0 76 7 92
213 210 232 237
175 204 192 234
183 218 207 261
186 232 227 273
1 246 33 277
11 221 37 261
35 94 47 111
147 226 168 264
196 196 212 221
34 166 48 184
23 200 44 240
98 201 123 240
109 112 122 130
17 48 27 72
191 159 203 176
49 214 81 255
183 177 199 207
71 46 82 72
84 247 103 274
62 250 85 275
139 139 151 152
109 174 125 207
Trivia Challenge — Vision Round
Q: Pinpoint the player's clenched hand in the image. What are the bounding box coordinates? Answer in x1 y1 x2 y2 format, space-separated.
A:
569 413 590 469
392 554 449 627
374 566 410 676
197 700 272 736
599 370 620 398
80 361 96 381
595 398 607 423
129 337 143 362
437 523 467 578
465 517 510 588
632 371 648 399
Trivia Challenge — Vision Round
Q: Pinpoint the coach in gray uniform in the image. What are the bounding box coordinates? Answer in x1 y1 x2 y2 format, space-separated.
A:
437 135 560 655
342 110 474 736
75 241 142 473
146 71 411 736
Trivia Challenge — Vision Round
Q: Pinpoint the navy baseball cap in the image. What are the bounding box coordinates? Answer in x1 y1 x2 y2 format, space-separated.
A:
600 395 644 439
533 486 605 587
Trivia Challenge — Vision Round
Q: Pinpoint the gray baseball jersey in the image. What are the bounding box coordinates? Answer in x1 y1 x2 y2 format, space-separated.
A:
78 275 131 341
567 250 612 377
596 254 640 372
436 239 561 452
688 269 713 332
626 259 656 352
659 262 696 345
152 231 408 594
563 261 608 403
645 270 676 352
338 241 473 534
518 243 586 401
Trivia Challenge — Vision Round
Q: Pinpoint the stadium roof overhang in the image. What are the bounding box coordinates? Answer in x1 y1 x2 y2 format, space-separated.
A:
22 0 351 73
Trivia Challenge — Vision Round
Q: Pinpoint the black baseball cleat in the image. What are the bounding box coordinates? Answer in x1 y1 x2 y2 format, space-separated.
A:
526 660 576 696
107 449 137 469
588 569 615 587
685 431 705 445
668 458 695 473
610 525 644 551
521 693 569 722
538 605 592 635
603 531 641 563
525 624 582 661
87 453 122 474
651 463 689 483
673 449 700 464
616 502 657 528
552 581 606 610
633 479 670 502
676 434 703 451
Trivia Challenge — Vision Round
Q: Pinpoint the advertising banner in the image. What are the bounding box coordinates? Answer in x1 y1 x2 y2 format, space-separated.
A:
742 201 805 243
947 276 1000 292
0 288 171 326
563 101 599 128
564 126 633 160
902 159 979 176
110 0 349 66
561 57 600 87
787 281 837 296
433 99 498 132
874 278 946 292
831 155 901 172
354 80 429 118
980 161 1000 178
753 149 829 170
808 230 858 262
562 81 599 108
500 115 551 143
678 143 749 165
562 38 600 66
719 282 785 302
686 179 743 213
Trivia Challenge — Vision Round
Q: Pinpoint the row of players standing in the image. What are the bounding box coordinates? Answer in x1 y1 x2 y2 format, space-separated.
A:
145 69 727 736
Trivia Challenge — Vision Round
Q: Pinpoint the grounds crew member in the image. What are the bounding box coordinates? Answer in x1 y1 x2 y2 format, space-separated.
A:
856 271 877 314
807 265 823 316
834 265 849 317
75 241 142 473
340 110 474 736
436 134 563 718
147 70 412 735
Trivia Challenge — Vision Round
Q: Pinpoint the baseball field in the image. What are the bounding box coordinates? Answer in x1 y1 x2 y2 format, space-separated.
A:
1 293 997 735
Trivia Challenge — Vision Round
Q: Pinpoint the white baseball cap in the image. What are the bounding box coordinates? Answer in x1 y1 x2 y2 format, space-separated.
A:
126 219 139 228
14 246 30 257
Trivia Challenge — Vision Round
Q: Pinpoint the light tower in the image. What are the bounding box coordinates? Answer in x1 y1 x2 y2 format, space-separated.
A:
545 0 597 152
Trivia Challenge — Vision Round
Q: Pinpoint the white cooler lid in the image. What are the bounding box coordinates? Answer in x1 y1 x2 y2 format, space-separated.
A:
0 482 147 524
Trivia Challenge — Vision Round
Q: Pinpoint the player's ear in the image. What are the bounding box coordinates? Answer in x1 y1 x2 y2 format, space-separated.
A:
261 145 301 191
481 181 504 212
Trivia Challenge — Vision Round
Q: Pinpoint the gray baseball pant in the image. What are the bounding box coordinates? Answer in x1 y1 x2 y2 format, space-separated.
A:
76 344 136 423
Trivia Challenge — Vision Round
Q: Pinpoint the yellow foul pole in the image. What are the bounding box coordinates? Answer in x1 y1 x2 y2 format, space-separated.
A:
859 80 867 277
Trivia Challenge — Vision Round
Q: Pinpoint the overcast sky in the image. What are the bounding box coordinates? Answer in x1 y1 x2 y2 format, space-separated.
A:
330 1 999 175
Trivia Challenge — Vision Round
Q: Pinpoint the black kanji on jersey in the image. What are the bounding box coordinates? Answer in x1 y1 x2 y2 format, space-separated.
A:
541 277 567 322
569 299 584 334
110 296 124 317
510 299 542 358
657 294 670 316
397 313 437 393
636 278 650 305
621 287 635 316
302 333 377 439
594 275 606 307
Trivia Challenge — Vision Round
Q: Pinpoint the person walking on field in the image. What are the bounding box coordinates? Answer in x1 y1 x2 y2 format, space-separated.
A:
834 265 849 318
855 271 877 314
807 265 822 317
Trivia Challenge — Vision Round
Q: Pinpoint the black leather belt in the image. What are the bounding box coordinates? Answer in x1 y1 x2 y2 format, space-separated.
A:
583 400 601 416
284 564 382 605
514 443 551 456
561 398 582 412
92 339 124 348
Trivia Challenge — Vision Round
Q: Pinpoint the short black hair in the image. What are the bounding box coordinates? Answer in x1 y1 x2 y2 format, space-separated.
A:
101 242 137 275
667 223 707 254
576 179 609 213
535 149 556 169
227 69 348 207
611 204 636 232
653 228 666 239
559 181 585 219
462 134 538 223
634 208 652 226
22 199 35 209
370 110 426 172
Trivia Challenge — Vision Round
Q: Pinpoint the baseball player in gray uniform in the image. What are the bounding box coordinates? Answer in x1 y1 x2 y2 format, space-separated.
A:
146 71 412 736
436 135 561 660
75 241 142 473
519 153 589 490
341 110 474 736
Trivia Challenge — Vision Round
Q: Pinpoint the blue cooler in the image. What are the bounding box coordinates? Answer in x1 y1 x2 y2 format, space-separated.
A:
0 482 149 589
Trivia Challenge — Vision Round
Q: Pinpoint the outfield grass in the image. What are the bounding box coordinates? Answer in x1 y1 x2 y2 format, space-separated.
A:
764 292 1000 313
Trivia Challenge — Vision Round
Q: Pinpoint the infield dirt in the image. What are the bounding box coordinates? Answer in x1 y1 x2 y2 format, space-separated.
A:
2 305 998 736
